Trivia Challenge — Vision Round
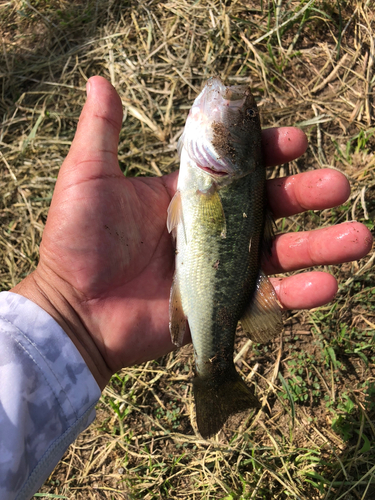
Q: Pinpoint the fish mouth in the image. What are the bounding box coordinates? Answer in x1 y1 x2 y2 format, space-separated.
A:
199 165 228 177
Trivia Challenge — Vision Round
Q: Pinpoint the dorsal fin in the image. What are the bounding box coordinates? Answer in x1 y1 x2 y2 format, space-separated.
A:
240 270 283 343
262 208 276 257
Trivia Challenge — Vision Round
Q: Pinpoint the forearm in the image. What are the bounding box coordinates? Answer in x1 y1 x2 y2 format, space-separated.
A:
11 270 112 390
0 292 101 499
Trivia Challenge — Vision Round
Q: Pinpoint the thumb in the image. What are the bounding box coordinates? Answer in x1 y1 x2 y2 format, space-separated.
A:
59 76 123 182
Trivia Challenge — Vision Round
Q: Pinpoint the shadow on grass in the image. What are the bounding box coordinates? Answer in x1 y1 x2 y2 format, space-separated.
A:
0 0 131 112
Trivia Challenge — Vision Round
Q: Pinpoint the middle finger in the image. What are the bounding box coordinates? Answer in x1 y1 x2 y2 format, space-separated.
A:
266 168 350 219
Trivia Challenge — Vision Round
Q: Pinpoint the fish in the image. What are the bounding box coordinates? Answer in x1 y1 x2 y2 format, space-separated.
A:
167 76 283 439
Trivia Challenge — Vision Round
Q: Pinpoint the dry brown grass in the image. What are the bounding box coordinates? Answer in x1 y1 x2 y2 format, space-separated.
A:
1 0 375 498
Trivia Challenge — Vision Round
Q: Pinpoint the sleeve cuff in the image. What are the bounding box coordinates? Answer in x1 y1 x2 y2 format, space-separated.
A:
0 291 101 424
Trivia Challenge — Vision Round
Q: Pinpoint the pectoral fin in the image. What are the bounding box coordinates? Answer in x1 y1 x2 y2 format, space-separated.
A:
240 270 283 343
169 274 187 347
167 190 182 234
167 190 187 243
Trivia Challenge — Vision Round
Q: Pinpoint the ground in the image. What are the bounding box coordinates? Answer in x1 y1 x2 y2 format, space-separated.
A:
0 1 375 498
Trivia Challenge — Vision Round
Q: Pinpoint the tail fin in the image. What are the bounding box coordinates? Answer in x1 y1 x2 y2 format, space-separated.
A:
193 365 260 438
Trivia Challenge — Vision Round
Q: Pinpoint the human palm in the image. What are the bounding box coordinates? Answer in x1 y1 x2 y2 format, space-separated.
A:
12 76 372 389
41 169 178 371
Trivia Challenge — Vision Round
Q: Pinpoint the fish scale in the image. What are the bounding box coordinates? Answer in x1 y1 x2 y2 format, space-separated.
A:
178 175 264 368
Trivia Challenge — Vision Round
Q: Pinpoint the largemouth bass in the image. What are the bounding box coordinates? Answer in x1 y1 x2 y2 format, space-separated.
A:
167 77 283 438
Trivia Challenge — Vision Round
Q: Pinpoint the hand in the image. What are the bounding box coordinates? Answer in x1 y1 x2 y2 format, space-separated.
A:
11 77 373 389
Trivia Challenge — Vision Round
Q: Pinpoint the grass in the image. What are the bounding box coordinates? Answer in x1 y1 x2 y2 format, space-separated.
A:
0 0 375 498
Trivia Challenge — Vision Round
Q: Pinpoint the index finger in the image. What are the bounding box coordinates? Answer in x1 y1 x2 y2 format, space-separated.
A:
262 127 351 218
262 127 308 167
267 168 351 219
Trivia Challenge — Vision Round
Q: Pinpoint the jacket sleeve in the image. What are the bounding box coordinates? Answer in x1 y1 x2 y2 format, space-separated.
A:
0 291 102 500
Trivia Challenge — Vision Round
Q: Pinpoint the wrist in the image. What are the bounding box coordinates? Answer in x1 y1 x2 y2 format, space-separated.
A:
11 269 112 390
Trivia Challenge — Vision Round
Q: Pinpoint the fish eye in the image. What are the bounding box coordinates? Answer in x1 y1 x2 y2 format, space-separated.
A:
246 108 257 118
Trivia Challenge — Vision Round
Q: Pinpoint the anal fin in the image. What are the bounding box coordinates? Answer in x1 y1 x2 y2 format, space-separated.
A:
169 274 187 347
240 270 283 343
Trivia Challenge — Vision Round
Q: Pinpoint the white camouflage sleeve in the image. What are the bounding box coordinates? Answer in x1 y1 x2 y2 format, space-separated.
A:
0 291 102 500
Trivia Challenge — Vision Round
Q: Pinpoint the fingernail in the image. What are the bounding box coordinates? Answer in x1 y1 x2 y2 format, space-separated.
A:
86 80 91 96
